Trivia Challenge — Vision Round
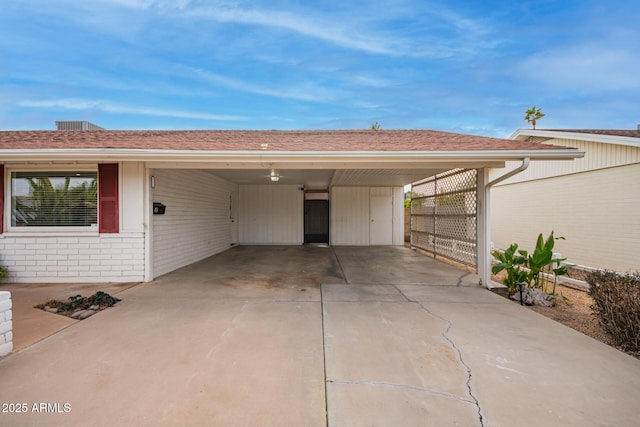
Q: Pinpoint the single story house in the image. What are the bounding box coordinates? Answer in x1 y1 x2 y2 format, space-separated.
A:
0 129 583 287
491 128 640 272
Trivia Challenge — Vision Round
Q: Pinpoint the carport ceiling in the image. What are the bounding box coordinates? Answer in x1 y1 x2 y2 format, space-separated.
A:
208 168 449 187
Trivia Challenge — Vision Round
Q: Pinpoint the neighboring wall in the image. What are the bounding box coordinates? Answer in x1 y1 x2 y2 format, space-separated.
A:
489 138 640 184
0 161 146 283
238 185 303 245
152 169 237 278
491 138 640 272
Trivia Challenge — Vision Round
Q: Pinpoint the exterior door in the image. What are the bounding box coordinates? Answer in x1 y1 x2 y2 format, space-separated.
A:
304 199 329 243
370 195 393 245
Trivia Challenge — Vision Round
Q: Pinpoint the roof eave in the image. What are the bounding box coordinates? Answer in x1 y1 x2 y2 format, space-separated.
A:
511 129 640 148
0 148 584 163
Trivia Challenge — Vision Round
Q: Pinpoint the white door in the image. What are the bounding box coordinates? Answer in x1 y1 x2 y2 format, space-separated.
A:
370 195 393 245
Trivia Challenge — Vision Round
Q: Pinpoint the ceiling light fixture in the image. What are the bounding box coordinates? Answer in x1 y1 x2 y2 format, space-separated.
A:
270 169 280 182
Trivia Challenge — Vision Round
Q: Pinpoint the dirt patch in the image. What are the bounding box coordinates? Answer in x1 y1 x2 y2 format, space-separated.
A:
528 285 614 347
34 291 121 319
494 280 638 360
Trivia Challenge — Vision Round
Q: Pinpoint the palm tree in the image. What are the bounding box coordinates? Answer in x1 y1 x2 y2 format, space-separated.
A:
14 176 97 226
524 106 545 129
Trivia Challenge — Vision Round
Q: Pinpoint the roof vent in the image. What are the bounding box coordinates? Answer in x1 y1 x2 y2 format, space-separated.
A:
55 121 105 130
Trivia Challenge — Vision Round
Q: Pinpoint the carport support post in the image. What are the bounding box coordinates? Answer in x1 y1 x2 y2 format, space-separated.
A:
479 158 530 288
476 168 491 288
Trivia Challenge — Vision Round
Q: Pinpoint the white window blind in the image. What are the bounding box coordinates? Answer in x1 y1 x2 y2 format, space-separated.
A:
11 172 98 227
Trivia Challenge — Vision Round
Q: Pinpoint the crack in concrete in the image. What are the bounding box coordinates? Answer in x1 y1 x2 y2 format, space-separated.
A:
327 379 475 404
456 271 472 287
330 247 350 284
393 285 486 427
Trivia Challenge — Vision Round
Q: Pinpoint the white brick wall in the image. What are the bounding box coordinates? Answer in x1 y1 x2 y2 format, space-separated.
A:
0 233 145 283
0 291 12 357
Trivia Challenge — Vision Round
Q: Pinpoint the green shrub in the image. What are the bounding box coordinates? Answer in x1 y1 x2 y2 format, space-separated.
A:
492 243 528 293
492 231 571 295
0 265 8 281
587 271 640 352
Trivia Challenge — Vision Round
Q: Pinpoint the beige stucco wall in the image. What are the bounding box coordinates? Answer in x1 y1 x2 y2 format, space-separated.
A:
491 163 640 272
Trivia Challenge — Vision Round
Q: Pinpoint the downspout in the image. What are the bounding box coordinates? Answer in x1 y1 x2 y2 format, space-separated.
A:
481 157 530 288
486 157 530 188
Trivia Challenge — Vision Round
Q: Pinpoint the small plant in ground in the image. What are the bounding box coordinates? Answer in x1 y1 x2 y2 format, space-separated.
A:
85 291 120 307
587 271 640 353
0 265 8 281
56 294 85 312
526 231 572 295
492 243 529 293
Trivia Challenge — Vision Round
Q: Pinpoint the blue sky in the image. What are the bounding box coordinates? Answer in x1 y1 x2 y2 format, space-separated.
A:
1 0 638 137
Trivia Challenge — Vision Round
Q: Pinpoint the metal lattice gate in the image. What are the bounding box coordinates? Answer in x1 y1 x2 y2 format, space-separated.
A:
410 169 477 268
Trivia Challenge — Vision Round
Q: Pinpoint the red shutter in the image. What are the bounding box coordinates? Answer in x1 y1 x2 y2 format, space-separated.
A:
98 163 119 233
0 164 4 234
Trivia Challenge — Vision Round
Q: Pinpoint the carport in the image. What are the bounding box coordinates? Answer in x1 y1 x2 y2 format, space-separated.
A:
0 129 583 285
141 130 583 286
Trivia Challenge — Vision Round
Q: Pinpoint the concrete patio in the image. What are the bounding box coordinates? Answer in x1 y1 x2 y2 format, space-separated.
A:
0 246 638 426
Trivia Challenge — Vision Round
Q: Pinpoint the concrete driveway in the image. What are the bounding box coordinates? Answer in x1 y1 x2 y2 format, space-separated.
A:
0 246 638 426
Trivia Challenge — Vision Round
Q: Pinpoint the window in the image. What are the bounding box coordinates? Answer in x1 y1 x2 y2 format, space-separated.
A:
11 171 98 227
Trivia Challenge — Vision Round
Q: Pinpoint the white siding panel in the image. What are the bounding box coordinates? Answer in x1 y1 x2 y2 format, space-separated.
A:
238 185 303 244
331 187 370 245
370 187 393 197
490 139 640 185
491 163 640 272
152 170 236 277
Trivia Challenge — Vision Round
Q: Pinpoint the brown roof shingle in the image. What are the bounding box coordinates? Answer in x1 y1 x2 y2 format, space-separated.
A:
0 129 570 152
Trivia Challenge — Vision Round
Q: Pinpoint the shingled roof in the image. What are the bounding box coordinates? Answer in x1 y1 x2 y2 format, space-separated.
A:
0 129 569 152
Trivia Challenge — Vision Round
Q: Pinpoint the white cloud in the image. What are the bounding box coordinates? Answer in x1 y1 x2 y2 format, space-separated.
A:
185 67 341 102
12 0 496 59
516 41 640 92
181 6 406 56
18 99 246 121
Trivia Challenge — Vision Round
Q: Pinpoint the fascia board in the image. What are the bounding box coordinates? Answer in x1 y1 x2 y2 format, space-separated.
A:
511 129 640 148
0 148 584 163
